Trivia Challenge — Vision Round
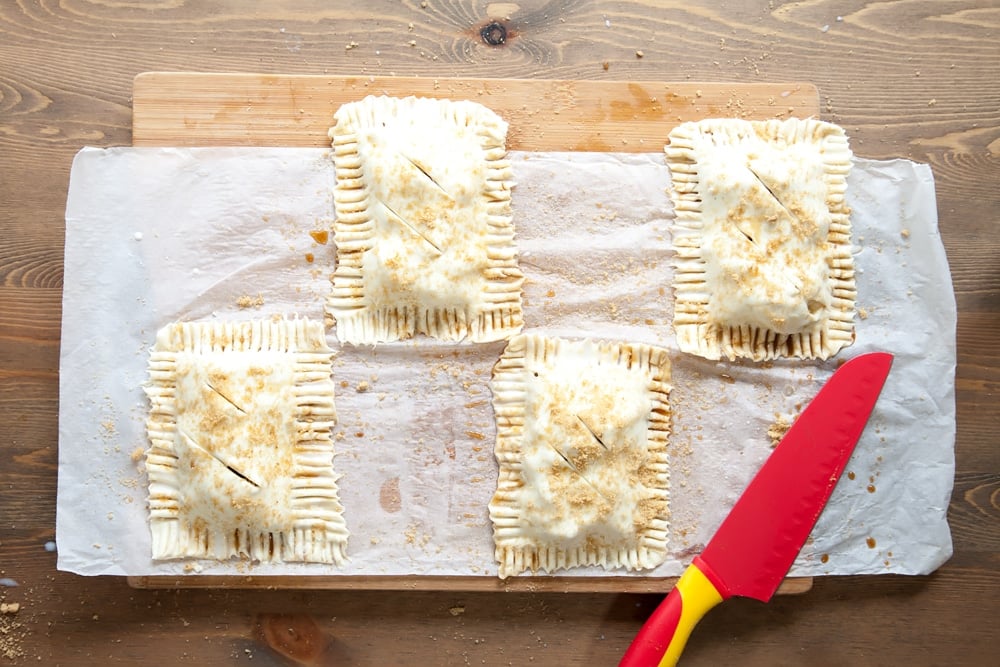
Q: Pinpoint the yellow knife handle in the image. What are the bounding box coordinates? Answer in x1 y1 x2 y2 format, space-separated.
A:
619 558 727 667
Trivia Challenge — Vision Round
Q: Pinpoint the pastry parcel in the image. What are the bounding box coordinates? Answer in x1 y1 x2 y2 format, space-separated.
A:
327 95 524 344
489 333 671 578
666 118 856 361
143 318 348 564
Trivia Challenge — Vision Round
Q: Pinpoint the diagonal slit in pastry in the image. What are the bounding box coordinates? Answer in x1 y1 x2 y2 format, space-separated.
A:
401 153 451 198
575 414 610 450
180 430 261 489
377 197 444 254
544 440 613 503
746 161 801 227
203 381 247 414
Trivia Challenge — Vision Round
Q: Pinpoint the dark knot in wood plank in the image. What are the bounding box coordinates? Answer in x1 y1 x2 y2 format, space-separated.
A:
254 613 328 663
480 21 508 46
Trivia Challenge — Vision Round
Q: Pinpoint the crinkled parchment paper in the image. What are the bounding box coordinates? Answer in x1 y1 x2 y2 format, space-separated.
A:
57 147 954 578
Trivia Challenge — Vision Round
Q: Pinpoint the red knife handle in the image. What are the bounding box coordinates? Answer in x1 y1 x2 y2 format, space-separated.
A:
620 558 728 667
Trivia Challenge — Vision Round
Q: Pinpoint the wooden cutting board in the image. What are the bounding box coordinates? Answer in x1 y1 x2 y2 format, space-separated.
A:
132 72 819 149
128 73 817 593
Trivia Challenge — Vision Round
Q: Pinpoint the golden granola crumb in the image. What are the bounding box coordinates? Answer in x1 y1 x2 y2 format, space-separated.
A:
767 414 792 448
236 293 265 309
0 611 26 660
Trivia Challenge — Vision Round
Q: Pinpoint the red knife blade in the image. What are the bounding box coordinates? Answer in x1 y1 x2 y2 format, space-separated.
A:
620 351 894 667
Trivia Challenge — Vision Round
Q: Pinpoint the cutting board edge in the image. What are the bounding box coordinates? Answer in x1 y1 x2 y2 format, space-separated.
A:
126 574 814 594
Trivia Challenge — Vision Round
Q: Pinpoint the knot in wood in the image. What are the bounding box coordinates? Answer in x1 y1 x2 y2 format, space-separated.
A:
480 21 507 46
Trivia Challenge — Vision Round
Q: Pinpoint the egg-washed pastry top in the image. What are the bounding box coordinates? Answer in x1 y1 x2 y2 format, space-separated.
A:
489 333 671 579
327 95 524 344
143 318 348 565
666 118 856 361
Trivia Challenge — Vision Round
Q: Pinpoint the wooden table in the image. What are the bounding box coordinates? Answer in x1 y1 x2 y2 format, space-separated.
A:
1 2 997 664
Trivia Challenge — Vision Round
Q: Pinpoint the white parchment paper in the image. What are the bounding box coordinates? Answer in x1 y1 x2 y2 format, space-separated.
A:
57 147 955 579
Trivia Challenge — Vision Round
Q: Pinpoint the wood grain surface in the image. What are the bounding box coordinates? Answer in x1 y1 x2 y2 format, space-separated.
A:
1 1 997 665
131 73 819 149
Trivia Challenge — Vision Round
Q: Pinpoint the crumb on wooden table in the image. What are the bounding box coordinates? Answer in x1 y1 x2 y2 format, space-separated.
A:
0 596 26 660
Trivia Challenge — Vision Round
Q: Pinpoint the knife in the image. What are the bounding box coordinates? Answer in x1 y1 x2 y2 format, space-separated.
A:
620 351 894 667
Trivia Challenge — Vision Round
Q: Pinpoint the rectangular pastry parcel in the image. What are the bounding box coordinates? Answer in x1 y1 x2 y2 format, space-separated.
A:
489 333 672 578
143 318 348 565
327 95 524 345
666 118 856 361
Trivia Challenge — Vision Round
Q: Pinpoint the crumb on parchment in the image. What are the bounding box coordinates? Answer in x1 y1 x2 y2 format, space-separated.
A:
236 293 265 309
767 414 792 448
